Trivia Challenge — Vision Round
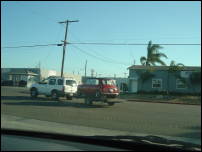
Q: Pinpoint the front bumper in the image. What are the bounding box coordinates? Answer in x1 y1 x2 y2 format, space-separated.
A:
102 93 119 98
57 91 75 97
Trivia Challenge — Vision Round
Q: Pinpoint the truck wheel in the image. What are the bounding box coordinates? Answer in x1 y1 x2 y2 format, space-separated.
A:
85 97 93 105
95 90 101 98
51 90 59 100
77 91 82 97
30 88 38 98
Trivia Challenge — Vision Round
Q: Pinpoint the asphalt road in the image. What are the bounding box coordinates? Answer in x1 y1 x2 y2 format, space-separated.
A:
1 86 201 141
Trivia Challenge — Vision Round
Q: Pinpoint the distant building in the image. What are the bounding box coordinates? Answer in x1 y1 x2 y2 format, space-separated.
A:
128 65 201 94
1 68 82 88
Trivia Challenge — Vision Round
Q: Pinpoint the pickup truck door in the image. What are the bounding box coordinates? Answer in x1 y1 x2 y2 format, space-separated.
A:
88 79 100 95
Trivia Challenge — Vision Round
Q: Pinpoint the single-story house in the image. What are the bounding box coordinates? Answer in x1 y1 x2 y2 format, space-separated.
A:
1 68 82 88
128 65 201 94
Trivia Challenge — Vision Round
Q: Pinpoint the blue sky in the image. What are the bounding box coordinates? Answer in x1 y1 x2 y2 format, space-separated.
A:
1 1 201 77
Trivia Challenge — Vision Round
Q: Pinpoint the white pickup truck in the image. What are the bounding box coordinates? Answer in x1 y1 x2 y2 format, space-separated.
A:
30 76 78 100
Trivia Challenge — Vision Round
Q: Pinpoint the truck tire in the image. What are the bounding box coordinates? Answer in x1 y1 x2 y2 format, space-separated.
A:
30 88 38 98
95 90 101 98
85 97 93 105
51 90 59 100
76 91 82 97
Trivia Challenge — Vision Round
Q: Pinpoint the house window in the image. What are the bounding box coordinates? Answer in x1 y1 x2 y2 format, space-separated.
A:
152 79 162 88
176 79 186 89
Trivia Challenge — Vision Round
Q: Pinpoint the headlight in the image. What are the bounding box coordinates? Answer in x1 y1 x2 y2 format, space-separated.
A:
114 88 118 91
109 88 113 92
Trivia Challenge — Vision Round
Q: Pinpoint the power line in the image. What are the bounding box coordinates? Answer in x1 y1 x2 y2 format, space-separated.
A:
2 41 201 49
2 43 63 48
70 32 130 65
69 42 201 46
71 44 130 66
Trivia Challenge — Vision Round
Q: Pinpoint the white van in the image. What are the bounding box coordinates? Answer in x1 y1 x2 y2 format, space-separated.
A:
30 76 78 100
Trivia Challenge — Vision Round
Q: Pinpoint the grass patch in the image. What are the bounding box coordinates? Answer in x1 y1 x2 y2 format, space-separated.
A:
119 93 201 105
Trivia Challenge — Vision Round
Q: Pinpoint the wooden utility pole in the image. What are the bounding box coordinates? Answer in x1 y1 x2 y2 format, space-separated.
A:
84 60 87 77
91 69 95 77
59 20 79 77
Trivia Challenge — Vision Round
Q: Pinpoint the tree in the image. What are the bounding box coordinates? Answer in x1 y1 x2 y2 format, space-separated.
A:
167 60 185 95
140 41 168 66
140 71 155 83
168 60 184 72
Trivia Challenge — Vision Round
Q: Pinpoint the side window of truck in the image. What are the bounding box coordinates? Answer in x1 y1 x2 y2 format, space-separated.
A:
93 79 99 85
57 79 63 85
86 79 99 85
49 79 56 85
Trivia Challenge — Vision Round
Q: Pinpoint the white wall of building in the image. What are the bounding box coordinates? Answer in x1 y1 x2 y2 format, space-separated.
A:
40 69 82 85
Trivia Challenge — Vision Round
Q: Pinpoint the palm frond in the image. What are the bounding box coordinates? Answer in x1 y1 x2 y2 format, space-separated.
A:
140 56 147 66
155 58 167 66
155 53 168 59
176 63 184 67
150 44 163 54
150 61 156 66
170 60 176 66
144 40 167 66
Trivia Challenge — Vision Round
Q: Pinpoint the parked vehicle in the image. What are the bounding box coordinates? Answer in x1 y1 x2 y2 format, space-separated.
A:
77 78 119 106
1 80 14 86
18 80 27 87
30 76 78 100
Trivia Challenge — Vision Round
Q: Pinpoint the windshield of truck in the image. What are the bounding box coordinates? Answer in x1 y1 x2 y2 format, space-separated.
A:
102 79 116 86
66 80 77 86
85 79 99 85
41 78 48 84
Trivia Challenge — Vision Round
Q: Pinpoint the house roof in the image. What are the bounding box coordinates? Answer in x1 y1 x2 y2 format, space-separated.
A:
8 71 38 76
128 65 201 71
83 77 115 80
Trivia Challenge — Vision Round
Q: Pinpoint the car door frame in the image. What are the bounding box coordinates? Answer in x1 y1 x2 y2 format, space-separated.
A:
38 79 49 94
46 78 57 95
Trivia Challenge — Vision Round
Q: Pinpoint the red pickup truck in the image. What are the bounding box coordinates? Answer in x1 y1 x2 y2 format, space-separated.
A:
77 78 119 106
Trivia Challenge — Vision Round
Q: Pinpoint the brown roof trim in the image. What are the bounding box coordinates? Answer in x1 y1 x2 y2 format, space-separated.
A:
8 71 38 75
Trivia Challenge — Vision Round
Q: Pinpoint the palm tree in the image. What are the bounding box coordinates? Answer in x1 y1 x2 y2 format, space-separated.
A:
169 60 184 72
140 41 168 66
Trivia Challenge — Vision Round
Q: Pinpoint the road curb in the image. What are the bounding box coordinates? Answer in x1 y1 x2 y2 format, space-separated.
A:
126 99 200 106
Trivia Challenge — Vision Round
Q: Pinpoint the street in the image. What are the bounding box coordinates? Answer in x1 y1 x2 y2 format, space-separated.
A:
1 86 201 142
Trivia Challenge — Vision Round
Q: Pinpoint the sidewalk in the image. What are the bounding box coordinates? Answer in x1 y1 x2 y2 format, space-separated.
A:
126 99 200 106
119 94 201 106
